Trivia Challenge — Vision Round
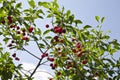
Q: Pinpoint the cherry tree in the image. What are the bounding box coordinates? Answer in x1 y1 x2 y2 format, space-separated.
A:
0 0 120 80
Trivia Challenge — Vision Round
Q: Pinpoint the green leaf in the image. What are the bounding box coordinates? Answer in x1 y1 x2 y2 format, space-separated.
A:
95 16 100 22
28 0 36 8
38 2 50 8
15 2 22 9
101 17 105 23
43 29 51 35
38 43 45 48
47 13 53 18
0 32 2 35
66 10 71 16
83 25 92 29
74 20 82 25
3 37 9 44
45 36 52 39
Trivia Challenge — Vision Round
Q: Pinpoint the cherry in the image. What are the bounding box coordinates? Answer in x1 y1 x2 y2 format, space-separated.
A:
77 52 82 57
76 42 81 48
15 57 20 61
58 47 61 51
7 44 12 47
17 26 20 30
82 60 87 64
54 36 58 40
22 32 26 36
17 31 21 34
11 40 14 43
72 38 76 42
48 57 54 62
72 49 77 53
22 37 29 40
41 54 46 58
28 27 34 33
45 53 48 56
7 16 12 24
51 65 55 69
53 26 63 34
12 53 16 57
22 29 26 32
10 25 15 28
50 63 53 67
45 24 49 28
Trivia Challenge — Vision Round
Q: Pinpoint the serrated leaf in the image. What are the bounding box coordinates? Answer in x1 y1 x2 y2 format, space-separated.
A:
28 0 36 8
43 29 51 35
101 17 105 23
95 16 100 22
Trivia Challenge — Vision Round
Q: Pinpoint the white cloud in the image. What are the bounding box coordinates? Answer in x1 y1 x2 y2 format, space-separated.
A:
21 62 53 80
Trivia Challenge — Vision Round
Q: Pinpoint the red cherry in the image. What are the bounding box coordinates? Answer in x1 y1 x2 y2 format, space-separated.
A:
7 44 12 47
10 25 15 28
72 38 76 42
45 24 49 28
53 26 63 34
58 47 61 51
50 63 53 67
12 53 16 57
7 16 12 24
22 29 26 32
45 53 48 56
41 54 46 58
77 52 82 57
17 26 20 30
54 36 58 40
82 60 87 64
17 31 21 34
11 40 14 43
72 49 77 53
22 32 26 36
15 57 20 61
76 42 81 48
22 37 29 40
48 57 54 62
28 27 34 33
51 65 55 69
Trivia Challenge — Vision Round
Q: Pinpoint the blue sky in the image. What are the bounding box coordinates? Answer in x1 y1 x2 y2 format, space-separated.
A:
7 0 120 80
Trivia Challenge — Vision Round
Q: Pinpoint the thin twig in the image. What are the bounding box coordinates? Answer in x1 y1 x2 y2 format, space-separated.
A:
29 58 42 78
22 47 41 60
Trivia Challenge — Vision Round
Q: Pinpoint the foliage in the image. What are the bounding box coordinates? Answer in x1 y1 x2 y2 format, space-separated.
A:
0 0 120 80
